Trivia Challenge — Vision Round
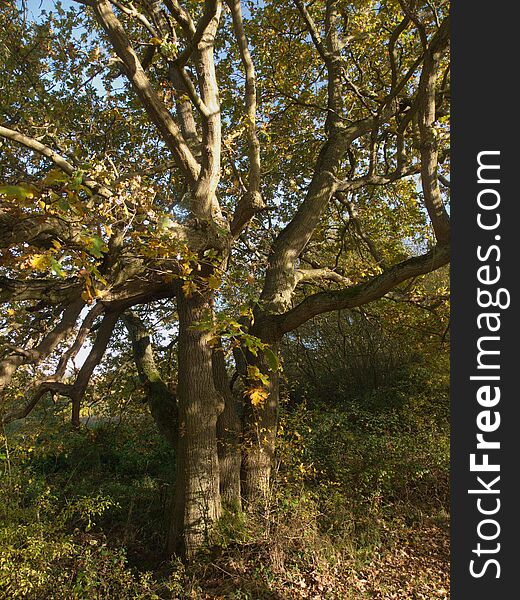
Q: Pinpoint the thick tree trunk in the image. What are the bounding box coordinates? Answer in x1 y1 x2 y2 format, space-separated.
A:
213 347 242 510
169 292 223 559
241 355 280 506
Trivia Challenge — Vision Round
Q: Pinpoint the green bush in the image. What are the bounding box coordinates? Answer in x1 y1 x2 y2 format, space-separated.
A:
276 361 449 550
0 416 173 599
0 358 449 598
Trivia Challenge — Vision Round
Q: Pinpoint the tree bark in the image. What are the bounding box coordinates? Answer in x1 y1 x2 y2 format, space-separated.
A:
242 372 279 506
213 346 242 510
169 291 223 559
241 337 280 507
122 311 178 447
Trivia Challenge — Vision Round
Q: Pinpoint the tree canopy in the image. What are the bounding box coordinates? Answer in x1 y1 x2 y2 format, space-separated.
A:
0 0 449 557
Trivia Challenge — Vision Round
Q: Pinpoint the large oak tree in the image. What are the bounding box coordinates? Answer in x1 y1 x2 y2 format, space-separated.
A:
0 0 449 558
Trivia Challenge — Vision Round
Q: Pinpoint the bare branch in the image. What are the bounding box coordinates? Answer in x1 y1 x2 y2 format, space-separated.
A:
293 0 328 62
0 299 84 391
174 0 220 67
295 268 352 287
54 303 105 379
109 0 159 37
190 1 224 221
0 125 112 198
0 276 82 305
70 309 120 426
334 192 385 267
122 311 177 445
89 0 201 186
228 0 265 236
259 111 395 313
164 0 195 36
417 16 450 244
1 381 72 425
275 244 450 334
388 15 411 91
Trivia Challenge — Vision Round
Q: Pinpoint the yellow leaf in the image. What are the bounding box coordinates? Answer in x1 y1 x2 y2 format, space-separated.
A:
182 280 198 298
29 254 50 271
247 365 261 378
245 386 269 407
207 274 221 290
207 337 220 348
180 263 193 277
81 288 94 304
149 37 162 46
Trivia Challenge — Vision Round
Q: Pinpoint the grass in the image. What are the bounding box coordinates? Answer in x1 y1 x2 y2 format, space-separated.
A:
0 363 449 599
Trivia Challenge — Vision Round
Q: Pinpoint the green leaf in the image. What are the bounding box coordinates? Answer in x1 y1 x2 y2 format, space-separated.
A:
264 348 280 372
0 183 36 200
50 258 66 278
86 235 107 258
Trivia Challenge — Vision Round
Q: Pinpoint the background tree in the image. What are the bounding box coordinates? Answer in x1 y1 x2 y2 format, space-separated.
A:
0 0 449 558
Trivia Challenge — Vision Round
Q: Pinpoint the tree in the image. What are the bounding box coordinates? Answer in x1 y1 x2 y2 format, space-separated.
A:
0 0 450 558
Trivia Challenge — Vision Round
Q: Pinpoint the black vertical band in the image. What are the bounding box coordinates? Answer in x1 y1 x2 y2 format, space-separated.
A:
452 2 518 597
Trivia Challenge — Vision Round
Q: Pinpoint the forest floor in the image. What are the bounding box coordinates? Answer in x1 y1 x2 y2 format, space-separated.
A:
1 362 450 599
182 516 450 599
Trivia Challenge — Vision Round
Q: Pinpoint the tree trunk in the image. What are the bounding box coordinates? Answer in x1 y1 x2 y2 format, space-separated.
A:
169 292 223 559
241 358 280 506
213 346 242 510
122 311 178 447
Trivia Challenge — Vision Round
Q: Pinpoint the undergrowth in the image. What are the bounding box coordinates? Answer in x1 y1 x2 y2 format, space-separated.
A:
0 363 449 599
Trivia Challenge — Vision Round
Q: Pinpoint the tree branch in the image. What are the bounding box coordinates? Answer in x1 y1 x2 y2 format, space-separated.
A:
275 244 450 334
0 125 112 198
89 0 201 186
122 311 178 445
293 0 328 62
70 309 120 427
417 16 450 244
1 381 72 425
295 267 352 287
0 298 84 391
228 0 265 237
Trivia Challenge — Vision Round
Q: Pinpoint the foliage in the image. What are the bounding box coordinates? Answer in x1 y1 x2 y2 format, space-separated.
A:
1 0 450 587
1 333 449 598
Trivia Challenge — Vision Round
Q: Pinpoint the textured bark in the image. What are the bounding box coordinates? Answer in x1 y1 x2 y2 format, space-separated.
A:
239 328 281 506
417 17 451 244
213 346 242 510
169 292 223 559
123 311 178 446
241 364 279 505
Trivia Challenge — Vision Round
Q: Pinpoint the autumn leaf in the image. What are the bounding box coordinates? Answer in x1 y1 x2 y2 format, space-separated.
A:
29 254 50 271
245 386 269 407
85 234 108 258
182 280 198 298
207 274 221 290
247 365 269 386
82 287 94 304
